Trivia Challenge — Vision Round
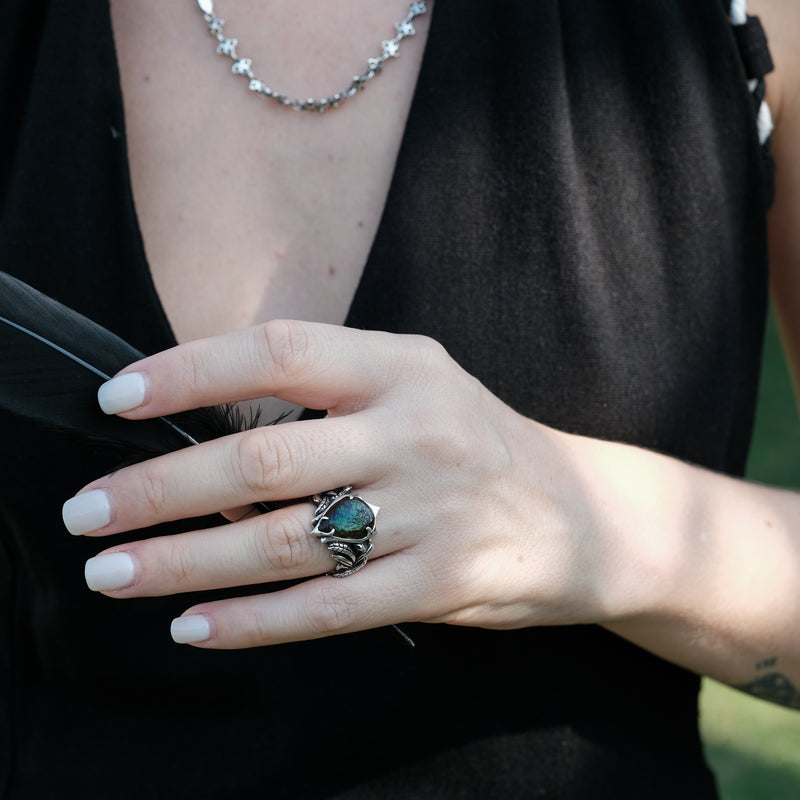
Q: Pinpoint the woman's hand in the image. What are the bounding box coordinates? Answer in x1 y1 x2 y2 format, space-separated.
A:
61 320 634 649
59 319 800 712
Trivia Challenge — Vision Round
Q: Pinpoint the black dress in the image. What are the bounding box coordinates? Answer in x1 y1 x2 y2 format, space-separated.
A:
0 1 772 797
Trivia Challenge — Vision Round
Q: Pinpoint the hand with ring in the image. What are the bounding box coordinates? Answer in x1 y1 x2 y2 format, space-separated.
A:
61 320 638 649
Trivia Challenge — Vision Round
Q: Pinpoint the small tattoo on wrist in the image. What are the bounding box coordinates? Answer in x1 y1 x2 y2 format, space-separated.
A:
736 659 800 710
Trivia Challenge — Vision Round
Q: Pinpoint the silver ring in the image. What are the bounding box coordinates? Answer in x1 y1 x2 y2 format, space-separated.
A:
310 486 380 577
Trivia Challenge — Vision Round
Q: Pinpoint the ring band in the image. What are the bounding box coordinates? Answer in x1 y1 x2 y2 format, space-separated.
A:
310 486 380 577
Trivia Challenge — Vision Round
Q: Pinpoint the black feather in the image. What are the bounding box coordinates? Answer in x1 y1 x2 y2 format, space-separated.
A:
0 270 258 462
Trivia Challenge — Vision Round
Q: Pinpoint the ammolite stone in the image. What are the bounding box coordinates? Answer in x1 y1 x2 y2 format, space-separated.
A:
321 497 375 541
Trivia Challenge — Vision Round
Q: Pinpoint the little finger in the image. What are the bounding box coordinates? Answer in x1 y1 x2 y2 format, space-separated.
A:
169 553 434 648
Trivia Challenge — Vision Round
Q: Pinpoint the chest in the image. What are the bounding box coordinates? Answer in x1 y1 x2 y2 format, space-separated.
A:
110 0 431 343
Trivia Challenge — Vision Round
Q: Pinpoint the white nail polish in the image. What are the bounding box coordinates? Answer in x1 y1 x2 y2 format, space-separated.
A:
84 552 135 592
62 489 112 535
171 615 212 644
97 372 146 415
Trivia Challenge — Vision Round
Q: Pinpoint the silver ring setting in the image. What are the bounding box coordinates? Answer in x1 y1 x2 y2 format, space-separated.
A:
310 486 380 577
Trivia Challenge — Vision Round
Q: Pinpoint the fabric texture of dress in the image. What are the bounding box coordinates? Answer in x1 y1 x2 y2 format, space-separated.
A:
0 1 772 797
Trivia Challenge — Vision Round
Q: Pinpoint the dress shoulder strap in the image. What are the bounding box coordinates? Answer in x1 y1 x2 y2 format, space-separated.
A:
730 0 774 144
728 0 775 204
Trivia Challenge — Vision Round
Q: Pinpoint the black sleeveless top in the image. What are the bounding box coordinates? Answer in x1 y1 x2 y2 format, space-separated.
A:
0 1 772 797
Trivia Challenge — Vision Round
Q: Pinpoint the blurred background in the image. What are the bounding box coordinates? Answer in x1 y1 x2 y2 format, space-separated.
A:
700 308 800 799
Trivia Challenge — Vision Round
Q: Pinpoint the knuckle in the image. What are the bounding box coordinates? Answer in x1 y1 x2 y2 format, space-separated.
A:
258 319 314 382
252 515 308 573
164 539 196 585
243 605 274 648
138 468 169 516
231 431 296 496
303 582 357 635
386 334 453 395
405 407 473 471
231 433 270 494
402 334 449 372
181 346 212 394
266 431 301 488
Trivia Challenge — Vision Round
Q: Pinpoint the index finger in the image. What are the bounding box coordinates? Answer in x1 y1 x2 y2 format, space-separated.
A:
96 320 408 419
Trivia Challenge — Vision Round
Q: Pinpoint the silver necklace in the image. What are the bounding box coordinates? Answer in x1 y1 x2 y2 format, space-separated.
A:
196 1 429 112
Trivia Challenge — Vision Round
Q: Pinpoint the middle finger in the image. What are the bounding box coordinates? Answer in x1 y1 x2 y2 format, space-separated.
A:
63 415 383 537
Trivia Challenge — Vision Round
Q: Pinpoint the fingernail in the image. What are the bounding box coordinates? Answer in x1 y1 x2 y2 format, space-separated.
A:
171 615 212 644
84 552 136 592
62 489 112 535
97 372 146 414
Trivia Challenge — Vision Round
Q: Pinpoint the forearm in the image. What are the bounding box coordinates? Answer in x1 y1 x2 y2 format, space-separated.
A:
572 433 800 707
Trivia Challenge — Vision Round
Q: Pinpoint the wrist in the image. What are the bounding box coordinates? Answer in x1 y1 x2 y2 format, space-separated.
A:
578 437 800 685
559 433 698 626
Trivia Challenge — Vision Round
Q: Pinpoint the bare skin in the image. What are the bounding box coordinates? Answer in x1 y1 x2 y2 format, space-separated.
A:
111 0 430 340
70 1 800 710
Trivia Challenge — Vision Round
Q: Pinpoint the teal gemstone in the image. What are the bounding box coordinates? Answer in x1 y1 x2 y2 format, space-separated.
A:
326 497 374 540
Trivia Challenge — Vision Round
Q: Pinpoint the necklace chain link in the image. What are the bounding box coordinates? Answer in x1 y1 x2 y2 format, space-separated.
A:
195 1 428 112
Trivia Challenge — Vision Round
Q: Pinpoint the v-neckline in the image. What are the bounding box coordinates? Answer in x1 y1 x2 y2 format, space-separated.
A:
106 0 444 352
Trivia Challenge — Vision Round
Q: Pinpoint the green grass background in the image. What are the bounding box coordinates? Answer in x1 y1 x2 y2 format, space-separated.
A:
699 308 800 798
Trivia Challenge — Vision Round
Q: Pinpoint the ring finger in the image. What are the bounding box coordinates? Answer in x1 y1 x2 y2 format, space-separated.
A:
82 496 389 597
